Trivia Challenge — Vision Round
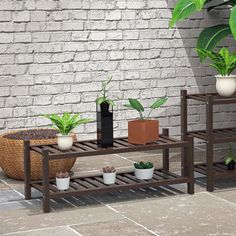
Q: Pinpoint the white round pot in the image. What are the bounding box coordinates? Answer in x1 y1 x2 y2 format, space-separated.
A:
103 172 116 185
135 167 154 180
56 177 70 191
57 134 73 150
215 75 236 97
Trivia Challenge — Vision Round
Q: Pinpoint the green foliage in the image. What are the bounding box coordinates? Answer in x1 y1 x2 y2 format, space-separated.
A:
224 144 235 165
170 0 236 51
134 161 153 169
196 47 236 76
44 112 92 135
197 25 232 61
96 76 115 107
124 97 167 120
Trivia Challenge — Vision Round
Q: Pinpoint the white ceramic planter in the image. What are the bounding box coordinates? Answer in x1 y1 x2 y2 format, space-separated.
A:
103 172 116 185
57 134 73 150
56 177 70 190
135 167 154 180
215 75 236 97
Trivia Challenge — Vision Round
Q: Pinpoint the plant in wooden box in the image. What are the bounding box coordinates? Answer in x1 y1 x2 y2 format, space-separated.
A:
124 97 167 144
96 76 115 148
197 48 236 97
44 112 91 150
134 161 154 180
102 166 116 185
224 144 235 170
56 171 73 190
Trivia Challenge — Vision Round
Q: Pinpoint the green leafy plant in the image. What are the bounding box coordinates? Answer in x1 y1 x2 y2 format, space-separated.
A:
196 47 236 76
44 112 91 135
124 97 167 120
96 76 115 107
224 144 235 164
170 0 236 57
134 161 153 169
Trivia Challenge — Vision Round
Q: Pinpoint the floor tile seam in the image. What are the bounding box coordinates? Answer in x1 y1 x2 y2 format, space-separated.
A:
204 191 236 207
89 196 160 236
2 225 67 235
0 179 25 198
67 225 83 236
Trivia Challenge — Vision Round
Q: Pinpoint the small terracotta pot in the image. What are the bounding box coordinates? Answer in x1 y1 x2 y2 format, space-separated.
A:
128 119 159 145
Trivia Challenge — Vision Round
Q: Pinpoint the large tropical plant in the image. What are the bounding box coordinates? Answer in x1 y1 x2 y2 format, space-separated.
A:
170 0 236 60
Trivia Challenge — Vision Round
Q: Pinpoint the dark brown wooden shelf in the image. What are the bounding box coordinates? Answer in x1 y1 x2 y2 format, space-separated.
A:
195 162 236 179
30 135 190 159
188 127 236 144
31 169 189 199
186 93 236 104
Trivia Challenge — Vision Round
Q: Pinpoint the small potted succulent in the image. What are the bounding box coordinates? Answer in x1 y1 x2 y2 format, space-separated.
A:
124 97 167 144
134 161 154 180
56 171 73 191
197 47 236 97
44 112 91 150
224 144 235 170
96 76 115 148
102 166 116 185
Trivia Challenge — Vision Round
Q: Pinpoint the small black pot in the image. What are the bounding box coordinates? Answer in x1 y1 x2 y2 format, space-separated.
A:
227 160 235 170
96 102 113 148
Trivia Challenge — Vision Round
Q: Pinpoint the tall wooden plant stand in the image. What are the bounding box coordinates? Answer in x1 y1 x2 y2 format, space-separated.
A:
24 129 194 213
181 90 236 192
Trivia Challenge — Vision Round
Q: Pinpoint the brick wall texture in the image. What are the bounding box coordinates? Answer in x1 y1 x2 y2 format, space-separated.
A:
0 0 235 139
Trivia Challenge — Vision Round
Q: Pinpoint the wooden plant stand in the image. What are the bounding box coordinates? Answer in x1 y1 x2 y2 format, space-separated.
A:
24 129 194 213
181 90 236 192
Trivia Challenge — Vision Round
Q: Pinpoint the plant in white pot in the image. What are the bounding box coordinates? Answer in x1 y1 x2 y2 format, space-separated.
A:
102 166 116 185
197 47 236 97
134 161 154 180
44 112 91 150
56 171 73 191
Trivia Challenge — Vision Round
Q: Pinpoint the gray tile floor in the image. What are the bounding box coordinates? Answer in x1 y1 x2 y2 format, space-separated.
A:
0 145 236 235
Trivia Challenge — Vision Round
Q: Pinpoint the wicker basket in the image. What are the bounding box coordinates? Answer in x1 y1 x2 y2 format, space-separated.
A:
0 130 76 180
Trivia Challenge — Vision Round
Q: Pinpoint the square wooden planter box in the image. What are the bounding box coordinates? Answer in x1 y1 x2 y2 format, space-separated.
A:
128 120 159 145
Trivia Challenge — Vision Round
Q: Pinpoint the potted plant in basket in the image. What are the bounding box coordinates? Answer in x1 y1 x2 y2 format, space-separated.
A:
224 144 235 170
56 171 73 191
134 161 154 180
197 47 236 97
102 166 116 184
124 97 167 144
96 76 115 148
44 112 91 150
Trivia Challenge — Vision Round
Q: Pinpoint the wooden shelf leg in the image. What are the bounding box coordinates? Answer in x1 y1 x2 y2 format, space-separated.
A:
162 128 169 171
24 140 31 200
186 136 194 194
42 149 50 213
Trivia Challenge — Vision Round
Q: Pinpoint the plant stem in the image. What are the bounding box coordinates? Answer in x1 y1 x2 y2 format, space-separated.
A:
139 111 144 120
147 109 153 119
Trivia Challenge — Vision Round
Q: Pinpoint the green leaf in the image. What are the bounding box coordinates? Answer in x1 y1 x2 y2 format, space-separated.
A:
230 5 236 40
194 0 206 10
150 98 167 109
128 98 144 112
170 0 197 28
197 24 232 61
96 97 106 105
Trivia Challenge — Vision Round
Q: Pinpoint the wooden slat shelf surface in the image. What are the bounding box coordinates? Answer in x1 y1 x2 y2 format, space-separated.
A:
186 93 236 104
30 135 189 158
195 162 236 179
188 128 236 144
31 169 189 199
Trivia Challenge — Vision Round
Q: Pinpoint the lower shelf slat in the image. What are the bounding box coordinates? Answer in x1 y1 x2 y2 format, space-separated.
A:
31 169 189 199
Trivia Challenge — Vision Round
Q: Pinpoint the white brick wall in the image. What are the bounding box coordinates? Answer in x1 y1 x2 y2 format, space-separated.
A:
0 0 235 138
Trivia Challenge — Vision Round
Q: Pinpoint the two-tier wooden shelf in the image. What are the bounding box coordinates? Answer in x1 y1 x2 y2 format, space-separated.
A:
24 129 194 213
181 90 236 192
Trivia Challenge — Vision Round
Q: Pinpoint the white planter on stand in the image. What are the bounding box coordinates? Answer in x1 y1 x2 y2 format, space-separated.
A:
215 75 236 97
57 134 73 150
103 172 116 184
56 177 70 190
135 167 154 180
